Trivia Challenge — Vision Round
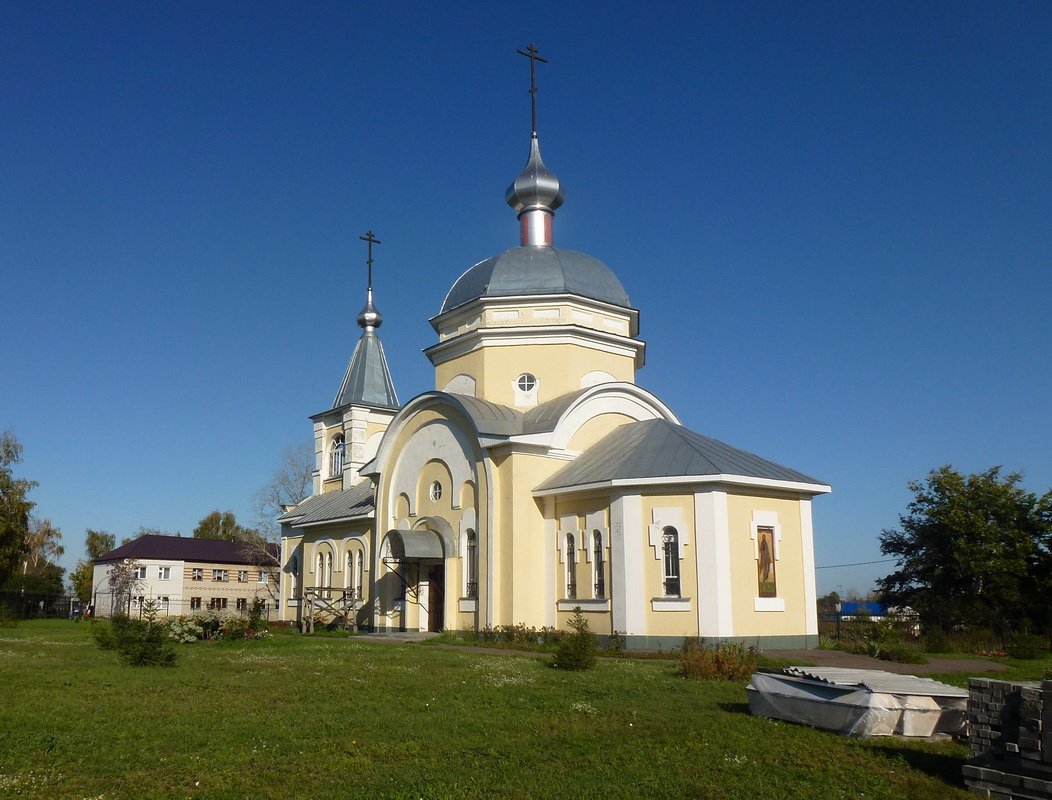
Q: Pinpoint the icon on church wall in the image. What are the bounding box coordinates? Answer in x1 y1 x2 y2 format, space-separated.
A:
757 526 777 598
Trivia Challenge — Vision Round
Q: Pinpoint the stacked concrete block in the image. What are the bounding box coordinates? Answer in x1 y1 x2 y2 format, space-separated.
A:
963 679 1052 799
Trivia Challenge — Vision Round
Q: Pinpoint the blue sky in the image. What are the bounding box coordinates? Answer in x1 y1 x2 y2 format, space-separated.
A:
2 2 1050 597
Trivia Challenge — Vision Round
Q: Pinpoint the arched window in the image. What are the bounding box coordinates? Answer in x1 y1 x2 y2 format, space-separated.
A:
593 530 605 599
318 551 332 597
355 551 364 600
345 551 353 591
289 555 299 598
566 533 577 600
466 530 478 599
662 527 680 597
329 435 345 479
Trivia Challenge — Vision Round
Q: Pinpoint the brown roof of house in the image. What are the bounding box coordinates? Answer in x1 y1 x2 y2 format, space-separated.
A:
94 534 278 566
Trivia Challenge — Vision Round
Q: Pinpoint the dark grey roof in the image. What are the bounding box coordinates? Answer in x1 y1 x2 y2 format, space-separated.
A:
95 534 278 565
330 330 399 411
440 247 630 314
278 480 374 527
536 419 826 492
522 388 590 433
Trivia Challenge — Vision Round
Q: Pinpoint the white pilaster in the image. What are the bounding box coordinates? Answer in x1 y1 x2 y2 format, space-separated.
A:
611 494 644 636
695 490 733 637
799 499 818 636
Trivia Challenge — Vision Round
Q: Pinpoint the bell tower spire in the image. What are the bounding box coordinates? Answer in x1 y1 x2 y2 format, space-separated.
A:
506 44 564 247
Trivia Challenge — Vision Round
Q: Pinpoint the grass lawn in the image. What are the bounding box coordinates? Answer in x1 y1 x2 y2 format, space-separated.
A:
0 620 978 799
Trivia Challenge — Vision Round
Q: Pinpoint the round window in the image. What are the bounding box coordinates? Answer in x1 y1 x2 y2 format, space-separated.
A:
517 373 537 392
429 481 442 502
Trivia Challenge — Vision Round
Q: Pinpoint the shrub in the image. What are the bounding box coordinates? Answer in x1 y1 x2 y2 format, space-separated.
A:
1006 634 1046 660
94 603 176 666
678 640 756 681
879 646 927 665
552 607 597 670
922 627 951 654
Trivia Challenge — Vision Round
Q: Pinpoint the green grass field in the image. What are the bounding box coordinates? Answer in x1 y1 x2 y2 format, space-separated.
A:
0 620 992 799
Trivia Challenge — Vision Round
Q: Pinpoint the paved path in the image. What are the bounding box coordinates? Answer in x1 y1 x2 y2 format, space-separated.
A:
770 647 1006 676
351 633 1007 676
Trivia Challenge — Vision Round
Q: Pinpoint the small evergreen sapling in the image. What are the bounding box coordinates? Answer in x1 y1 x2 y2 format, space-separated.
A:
553 607 597 670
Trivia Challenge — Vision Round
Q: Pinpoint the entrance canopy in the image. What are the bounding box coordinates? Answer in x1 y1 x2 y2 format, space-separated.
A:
385 529 444 560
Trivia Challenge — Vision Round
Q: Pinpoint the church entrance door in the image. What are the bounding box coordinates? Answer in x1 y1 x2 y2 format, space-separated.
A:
427 564 445 632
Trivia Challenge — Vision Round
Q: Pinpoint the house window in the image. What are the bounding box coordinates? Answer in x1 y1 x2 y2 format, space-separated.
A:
192 568 203 581
289 556 299 598
157 567 171 580
236 598 247 612
134 566 147 580
356 551 364 600
593 531 605 599
131 595 145 608
466 530 478 599
565 533 577 600
237 570 247 583
330 434 345 479
208 597 228 611
516 373 536 392
662 527 680 597
514 372 538 406
258 569 270 583
757 526 777 598
429 481 442 502
159 596 169 610
212 569 227 582
190 597 202 610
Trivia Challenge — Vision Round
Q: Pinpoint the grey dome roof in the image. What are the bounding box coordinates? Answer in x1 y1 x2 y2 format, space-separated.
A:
440 246 630 314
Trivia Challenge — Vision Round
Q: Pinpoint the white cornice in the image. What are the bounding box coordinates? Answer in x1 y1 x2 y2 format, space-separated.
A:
532 474 833 498
430 293 640 335
425 325 646 368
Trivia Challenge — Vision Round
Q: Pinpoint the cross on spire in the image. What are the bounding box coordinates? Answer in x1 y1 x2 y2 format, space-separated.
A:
516 43 548 134
359 230 381 289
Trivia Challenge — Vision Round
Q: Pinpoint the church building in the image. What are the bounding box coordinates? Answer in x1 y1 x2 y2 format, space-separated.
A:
277 51 830 649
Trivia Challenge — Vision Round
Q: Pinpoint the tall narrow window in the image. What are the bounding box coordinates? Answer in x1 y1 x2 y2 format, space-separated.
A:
355 551 364 600
593 531 605 599
466 531 478 599
289 556 299 598
330 435 345 479
662 527 680 597
565 534 577 600
756 526 777 598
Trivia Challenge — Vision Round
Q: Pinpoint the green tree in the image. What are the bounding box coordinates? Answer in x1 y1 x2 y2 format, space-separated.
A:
193 510 258 542
2 515 65 594
70 530 117 602
878 466 1051 637
0 431 35 586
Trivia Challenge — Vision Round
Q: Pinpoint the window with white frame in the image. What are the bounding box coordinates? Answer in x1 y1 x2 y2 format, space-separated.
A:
289 556 299 597
593 530 605 599
466 530 478 599
157 566 171 580
190 596 201 610
237 570 247 583
662 527 681 597
212 569 227 582
514 372 538 406
258 569 270 583
236 598 247 611
134 566 147 580
208 597 228 611
329 434 345 479
429 480 442 502
355 551 364 600
192 568 203 581
565 533 577 600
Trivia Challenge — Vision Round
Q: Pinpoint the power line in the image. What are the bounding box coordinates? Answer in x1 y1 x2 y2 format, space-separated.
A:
815 558 897 570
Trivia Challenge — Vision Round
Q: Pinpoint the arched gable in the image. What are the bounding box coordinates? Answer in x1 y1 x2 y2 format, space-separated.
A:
548 383 679 452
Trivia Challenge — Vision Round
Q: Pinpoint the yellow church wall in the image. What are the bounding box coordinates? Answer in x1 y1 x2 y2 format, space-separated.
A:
565 413 636 452
638 494 700 638
550 495 613 635
725 493 808 637
435 343 634 406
